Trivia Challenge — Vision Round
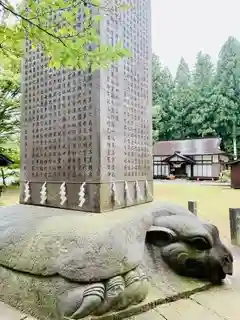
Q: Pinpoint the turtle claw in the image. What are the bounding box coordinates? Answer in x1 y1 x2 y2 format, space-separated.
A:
114 267 149 310
59 283 105 319
94 275 125 315
60 268 149 319
71 295 102 319
96 267 149 315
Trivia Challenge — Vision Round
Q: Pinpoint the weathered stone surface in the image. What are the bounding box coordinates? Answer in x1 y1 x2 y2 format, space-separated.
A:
20 0 152 213
0 301 29 320
0 251 209 320
154 298 223 320
0 262 150 320
122 252 240 320
0 201 233 319
0 204 152 282
126 309 165 319
191 287 240 319
147 202 233 284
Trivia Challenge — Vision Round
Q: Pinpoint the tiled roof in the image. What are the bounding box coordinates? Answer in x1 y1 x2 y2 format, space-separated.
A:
153 138 224 156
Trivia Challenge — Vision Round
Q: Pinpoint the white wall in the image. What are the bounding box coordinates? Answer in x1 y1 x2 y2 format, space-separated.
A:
202 155 212 161
193 165 212 177
153 163 169 176
162 164 170 176
186 165 191 177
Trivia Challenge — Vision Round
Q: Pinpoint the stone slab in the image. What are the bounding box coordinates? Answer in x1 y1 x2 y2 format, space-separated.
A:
90 282 211 320
185 257 240 320
154 298 223 320
191 288 239 320
125 309 165 319
0 301 35 320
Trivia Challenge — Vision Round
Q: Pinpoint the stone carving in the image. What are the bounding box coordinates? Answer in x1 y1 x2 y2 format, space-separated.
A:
21 0 152 213
135 180 143 201
78 182 86 207
40 182 47 205
0 202 233 319
111 182 120 206
58 266 148 319
124 180 132 204
23 181 31 202
145 180 153 199
146 202 233 284
59 182 67 206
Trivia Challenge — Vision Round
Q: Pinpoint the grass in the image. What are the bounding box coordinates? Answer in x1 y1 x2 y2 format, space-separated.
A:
0 186 19 206
1 182 239 242
154 182 240 242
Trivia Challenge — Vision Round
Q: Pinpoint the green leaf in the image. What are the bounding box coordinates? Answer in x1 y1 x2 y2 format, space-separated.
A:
0 0 131 71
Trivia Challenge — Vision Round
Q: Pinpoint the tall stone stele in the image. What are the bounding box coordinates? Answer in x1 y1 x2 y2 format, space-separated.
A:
20 1 153 212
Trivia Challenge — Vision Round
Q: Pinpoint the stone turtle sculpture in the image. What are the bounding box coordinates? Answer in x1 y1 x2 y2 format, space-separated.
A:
0 202 233 319
147 202 233 284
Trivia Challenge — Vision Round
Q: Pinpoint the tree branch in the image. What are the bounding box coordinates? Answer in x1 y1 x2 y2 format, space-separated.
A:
0 0 67 47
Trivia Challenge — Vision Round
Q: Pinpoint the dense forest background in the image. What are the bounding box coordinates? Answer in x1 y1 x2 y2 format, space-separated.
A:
152 36 240 158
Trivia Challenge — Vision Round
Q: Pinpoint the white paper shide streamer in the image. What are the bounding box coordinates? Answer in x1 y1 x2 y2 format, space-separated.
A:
40 182 47 205
124 181 132 203
145 180 153 199
78 182 86 207
135 180 143 201
111 182 120 205
59 182 67 206
24 181 31 203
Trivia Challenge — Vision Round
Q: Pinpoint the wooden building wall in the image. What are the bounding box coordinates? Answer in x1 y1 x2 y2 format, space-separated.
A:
153 156 169 178
230 164 240 189
153 154 227 180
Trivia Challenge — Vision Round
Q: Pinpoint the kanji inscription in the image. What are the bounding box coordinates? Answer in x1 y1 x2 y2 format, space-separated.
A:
23 46 94 182
20 0 152 211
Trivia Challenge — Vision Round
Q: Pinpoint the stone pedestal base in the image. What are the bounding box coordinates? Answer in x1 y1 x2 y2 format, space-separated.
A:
19 180 153 212
0 262 210 320
0 202 232 319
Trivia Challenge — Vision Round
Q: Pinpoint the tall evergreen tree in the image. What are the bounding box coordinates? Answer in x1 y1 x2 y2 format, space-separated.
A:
171 57 193 139
0 74 20 145
189 52 216 137
152 53 174 141
175 57 190 89
151 37 240 157
192 52 214 91
212 36 240 156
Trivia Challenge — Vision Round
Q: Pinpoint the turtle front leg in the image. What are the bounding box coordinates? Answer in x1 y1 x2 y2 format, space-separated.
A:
58 277 125 319
114 267 149 310
94 275 126 315
58 283 105 319
95 267 149 315
59 268 149 319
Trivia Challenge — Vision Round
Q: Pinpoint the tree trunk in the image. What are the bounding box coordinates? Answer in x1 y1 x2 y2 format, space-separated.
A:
1 168 6 186
233 121 237 160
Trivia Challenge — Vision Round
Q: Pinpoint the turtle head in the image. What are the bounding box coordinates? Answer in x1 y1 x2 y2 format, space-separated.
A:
146 215 233 284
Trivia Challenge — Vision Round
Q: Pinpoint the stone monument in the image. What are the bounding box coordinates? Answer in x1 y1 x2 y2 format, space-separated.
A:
0 1 234 320
19 0 153 212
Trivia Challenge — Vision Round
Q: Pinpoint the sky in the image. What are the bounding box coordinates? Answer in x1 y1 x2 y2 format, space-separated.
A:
151 0 240 75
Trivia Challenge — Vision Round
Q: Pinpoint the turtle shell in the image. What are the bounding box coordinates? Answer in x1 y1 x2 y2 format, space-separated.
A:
0 204 153 282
